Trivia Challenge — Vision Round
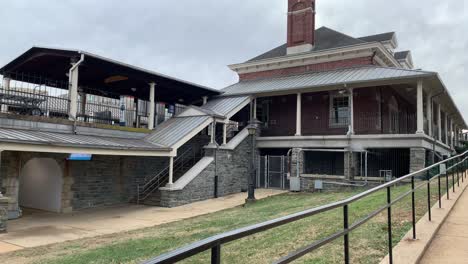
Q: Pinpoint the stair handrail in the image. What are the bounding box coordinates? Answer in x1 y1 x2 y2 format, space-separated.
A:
136 146 201 203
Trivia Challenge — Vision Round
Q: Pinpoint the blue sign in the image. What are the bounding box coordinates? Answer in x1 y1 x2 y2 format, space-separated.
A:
68 153 93 161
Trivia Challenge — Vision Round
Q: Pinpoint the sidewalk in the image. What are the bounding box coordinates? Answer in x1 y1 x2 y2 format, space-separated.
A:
420 183 468 264
0 189 285 254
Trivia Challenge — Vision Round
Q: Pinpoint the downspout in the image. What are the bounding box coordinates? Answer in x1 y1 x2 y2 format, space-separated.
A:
69 53 85 133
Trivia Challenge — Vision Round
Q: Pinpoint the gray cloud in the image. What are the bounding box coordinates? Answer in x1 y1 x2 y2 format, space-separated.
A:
0 0 466 119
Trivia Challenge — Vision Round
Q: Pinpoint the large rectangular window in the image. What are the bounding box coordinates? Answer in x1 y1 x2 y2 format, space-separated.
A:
330 93 349 127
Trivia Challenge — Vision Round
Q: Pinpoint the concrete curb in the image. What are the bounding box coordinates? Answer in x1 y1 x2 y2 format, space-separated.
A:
379 174 468 264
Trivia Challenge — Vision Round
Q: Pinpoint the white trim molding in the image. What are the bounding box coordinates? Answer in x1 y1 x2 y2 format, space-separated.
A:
229 42 400 75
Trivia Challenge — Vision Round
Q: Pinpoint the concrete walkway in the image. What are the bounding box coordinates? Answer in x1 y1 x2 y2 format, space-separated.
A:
0 189 285 254
420 184 468 264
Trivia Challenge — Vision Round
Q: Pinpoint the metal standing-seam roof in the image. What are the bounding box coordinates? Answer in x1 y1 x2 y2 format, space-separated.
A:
201 96 251 117
222 66 436 96
145 115 212 148
0 127 167 150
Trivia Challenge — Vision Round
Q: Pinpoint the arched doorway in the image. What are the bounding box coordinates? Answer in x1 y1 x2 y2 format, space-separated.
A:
19 158 63 212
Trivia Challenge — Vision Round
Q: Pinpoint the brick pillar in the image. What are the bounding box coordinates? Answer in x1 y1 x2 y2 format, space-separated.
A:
291 148 304 178
410 148 426 176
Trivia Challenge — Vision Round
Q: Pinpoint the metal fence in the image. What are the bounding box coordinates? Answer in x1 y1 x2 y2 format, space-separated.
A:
0 72 70 118
257 156 289 190
143 151 468 264
0 72 187 129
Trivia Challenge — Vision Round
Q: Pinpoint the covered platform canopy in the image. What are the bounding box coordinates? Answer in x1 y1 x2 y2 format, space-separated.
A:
0 47 220 104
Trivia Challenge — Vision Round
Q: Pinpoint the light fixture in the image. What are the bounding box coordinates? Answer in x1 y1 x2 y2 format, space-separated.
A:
131 87 137 92
247 124 257 135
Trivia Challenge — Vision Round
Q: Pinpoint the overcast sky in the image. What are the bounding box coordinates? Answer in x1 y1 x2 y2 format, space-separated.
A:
0 0 467 118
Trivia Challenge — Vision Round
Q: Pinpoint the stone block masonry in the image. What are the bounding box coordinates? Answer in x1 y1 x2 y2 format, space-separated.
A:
160 136 253 208
410 148 426 177
0 151 170 213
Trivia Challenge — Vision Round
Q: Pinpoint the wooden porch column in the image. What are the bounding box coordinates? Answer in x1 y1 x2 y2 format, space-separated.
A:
416 80 424 134
444 113 449 144
437 104 442 142
210 121 216 144
253 98 258 120
168 156 174 185
450 119 454 148
295 93 302 136
426 93 432 137
349 88 355 135
222 122 228 146
148 82 156 130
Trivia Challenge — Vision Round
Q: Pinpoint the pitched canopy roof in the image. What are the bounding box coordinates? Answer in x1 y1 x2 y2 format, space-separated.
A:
0 47 220 105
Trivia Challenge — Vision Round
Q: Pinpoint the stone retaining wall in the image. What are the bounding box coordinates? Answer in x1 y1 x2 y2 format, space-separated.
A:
160 136 252 208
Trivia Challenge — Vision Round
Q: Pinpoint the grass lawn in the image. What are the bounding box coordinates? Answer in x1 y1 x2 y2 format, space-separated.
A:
3 177 455 264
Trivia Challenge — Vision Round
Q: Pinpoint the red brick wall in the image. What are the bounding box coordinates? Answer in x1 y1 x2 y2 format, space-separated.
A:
257 86 416 137
354 87 416 135
239 56 374 81
287 0 315 48
259 95 297 137
301 91 347 135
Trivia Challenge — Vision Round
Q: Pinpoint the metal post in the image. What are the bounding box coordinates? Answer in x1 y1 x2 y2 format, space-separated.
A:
344 205 349 264
246 126 256 202
438 175 442 208
211 245 221 264
387 187 393 264
427 170 432 221
457 160 460 187
411 176 416 239
453 165 456 193
446 165 450 200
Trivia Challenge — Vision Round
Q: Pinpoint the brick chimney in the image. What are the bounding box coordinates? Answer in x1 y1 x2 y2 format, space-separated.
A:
287 0 316 55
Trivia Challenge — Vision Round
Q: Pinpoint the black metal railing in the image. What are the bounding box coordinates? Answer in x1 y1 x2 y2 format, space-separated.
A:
0 72 70 118
136 146 204 203
355 112 416 135
0 72 190 129
142 151 468 264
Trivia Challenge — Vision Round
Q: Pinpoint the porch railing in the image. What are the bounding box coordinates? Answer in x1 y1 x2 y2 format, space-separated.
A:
0 72 186 129
0 72 70 118
142 151 468 264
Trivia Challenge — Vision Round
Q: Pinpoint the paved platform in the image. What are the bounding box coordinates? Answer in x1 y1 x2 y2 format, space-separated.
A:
0 189 286 254
420 182 468 264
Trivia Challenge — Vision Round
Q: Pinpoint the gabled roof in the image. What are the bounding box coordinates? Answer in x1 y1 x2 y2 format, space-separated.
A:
247 27 366 62
222 66 435 96
394 51 410 61
358 32 395 43
201 95 251 117
246 27 401 63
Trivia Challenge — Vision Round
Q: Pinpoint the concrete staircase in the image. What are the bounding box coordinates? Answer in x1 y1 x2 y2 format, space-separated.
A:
137 147 203 206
